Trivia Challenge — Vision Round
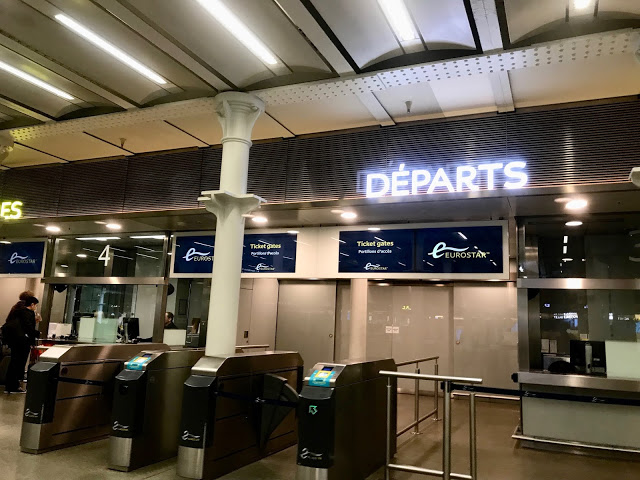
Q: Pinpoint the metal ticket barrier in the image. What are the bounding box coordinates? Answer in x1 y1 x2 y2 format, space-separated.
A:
108 348 206 471
20 343 168 454
176 351 303 480
296 358 397 480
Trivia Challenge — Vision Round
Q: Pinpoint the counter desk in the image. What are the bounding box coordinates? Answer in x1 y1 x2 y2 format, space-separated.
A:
514 371 640 455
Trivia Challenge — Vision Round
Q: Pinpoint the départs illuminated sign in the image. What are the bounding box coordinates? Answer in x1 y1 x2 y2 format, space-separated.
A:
365 161 527 198
0 201 22 219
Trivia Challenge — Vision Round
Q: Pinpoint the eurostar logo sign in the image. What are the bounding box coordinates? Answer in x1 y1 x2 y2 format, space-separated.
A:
428 242 489 259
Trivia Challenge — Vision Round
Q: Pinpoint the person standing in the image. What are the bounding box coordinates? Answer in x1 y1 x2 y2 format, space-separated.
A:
2 296 39 393
164 312 178 330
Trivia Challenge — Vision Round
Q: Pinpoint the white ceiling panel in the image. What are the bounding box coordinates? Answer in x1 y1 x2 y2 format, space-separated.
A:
510 54 640 108
125 0 276 88
266 96 378 135
1 143 66 168
311 0 403 68
0 1 175 105
169 112 293 146
373 83 442 120
600 0 640 14
87 120 208 153
19 132 127 161
225 0 331 74
504 0 564 43
407 0 476 50
429 74 496 113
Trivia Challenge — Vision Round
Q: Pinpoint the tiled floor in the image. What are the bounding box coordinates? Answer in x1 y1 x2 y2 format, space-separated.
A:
1 393 639 480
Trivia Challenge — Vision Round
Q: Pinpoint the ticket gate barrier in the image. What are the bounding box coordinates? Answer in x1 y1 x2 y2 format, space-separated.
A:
108 348 206 471
176 351 303 479
20 343 168 454
296 359 397 480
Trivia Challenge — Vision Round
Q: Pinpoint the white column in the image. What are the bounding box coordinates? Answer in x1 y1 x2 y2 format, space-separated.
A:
199 92 265 356
349 279 368 359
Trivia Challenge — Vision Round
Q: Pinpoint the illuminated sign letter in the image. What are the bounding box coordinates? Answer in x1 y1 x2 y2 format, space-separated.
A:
427 168 454 194
391 163 410 196
0 201 10 218
456 166 479 192
478 163 503 190
366 173 390 197
411 169 430 195
1 200 23 219
504 161 528 189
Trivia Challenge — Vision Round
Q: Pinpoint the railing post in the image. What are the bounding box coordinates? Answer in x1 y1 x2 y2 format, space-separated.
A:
434 360 439 421
413 363 421 434
443 380 452 480
470 393 477 480
386 375 392 480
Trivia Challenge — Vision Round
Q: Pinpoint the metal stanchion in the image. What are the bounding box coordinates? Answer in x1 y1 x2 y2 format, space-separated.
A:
434 361 439 421
469 393 477 480
443 380 452 480
386 376 392 480
414 364 421 434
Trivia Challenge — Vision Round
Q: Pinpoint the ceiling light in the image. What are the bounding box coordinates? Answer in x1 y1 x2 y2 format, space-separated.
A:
330 209 343 214
0 240 10 244
60 264 68 268
94 221 106 225
377 0 419 42
76 253 87 258
563 235 568 244
573 0 591 10
106 223 121 230
130 235 165 240
76 236 120 241
287 230 299 234
562 258 574 262
55 14 167 84
252 216 268 224
341 211 357 219
194 0 278 66
563 245 568 254
565 221 583 227
565 199 588 210
377 283 390 287
0 60 74 100
368 227 381 232
554 197 571 203
46 226 61 233
435 284 445 287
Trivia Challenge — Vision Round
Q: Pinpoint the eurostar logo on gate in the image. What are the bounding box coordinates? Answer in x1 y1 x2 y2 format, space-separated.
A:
428 242 489 259
9 252 35 265
182 247 213 262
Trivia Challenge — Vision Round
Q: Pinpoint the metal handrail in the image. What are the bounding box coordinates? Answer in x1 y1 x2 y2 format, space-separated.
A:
396 356 439 367
393 356 440 436
381 371 482 480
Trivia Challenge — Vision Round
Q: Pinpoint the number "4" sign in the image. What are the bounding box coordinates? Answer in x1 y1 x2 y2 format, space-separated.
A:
99 245 111 266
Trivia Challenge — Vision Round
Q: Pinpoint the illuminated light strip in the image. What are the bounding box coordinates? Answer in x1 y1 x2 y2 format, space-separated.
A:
194 0 278 66
0 60 74 100
55 14 167 85
377 0 419 42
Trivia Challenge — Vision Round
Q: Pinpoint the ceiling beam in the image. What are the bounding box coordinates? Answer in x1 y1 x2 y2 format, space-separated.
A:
0 95 53 123
488 71 514 113
470 0 505 52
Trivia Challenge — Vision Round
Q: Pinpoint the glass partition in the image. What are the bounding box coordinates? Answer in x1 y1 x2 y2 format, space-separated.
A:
51 234 166 278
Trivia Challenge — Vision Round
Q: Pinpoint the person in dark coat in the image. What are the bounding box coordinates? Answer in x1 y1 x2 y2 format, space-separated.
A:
2 296 39 393
164 312 178 329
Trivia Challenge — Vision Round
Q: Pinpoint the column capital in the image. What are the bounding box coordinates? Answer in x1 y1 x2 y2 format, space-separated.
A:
214 92 265 146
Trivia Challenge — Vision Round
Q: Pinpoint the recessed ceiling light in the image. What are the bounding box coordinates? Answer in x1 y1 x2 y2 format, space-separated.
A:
0 240 10 244
130 235 165 240
554 197 571 204
54 14 167 84
565 221 583 227
0 60 74 100
330 209 343 214
377 0 419 42
341 211 357 219
562 258 574 262
252 216 268 224
46 226 61 233
106 223 121 230
308 278 319 280
368 227 381 232
573 0 591 10
565 199 588 210
377 282 390 286
76 236 121 241
194 0 279 66
94 221 107 225
287 230 299 234
435 283 445 287
60 264 68 268
76 253 87 258
563 235 568 244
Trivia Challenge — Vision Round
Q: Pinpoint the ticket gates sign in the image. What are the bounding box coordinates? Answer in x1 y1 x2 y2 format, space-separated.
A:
339 225 504 275
0 241 45 275
173 233 297 275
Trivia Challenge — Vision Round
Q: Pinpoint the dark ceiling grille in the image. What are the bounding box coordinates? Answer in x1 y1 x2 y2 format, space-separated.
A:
2 165 62 218
123 150 204 212
4 100 639 219
58 158 128 216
